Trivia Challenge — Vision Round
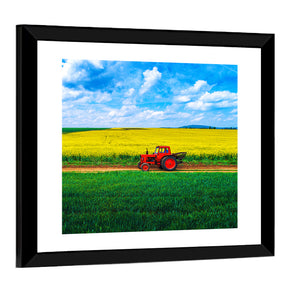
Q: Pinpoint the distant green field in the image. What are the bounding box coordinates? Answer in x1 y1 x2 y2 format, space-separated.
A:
62 171 237 234
62 128 109 134
62 153 237 166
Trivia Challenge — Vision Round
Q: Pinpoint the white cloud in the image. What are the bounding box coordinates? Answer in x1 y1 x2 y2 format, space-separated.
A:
139 67 162 95
122 98 136 105
186 91 237 110
186 100 213 110
93 91 112 103
216 100 237 108
181 80 211 94
149 111 165 119
136 110 165 120
63 86 112 104
214 113 224 120
89 60 104 69
123 89 136 105
88 107 166 127
192 113 205 122
177 112 191 118
62 59 103 82
200 91 237 102
62 59 88 82
62 102 74 112
63 104 138 127
213 113 224 121
165 104 180 113
224 116 236 121
108 105 137 118
174 80 213 106
125 88 135 97
174 95 191 102
62 86 82 99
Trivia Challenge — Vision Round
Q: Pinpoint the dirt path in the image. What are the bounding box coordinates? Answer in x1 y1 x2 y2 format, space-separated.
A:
62 164 237 173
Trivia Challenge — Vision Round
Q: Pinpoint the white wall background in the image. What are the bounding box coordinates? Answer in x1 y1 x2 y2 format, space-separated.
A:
0 0 298 299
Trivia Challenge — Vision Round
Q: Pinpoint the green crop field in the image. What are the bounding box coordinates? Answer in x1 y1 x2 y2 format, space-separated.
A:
62 171 237 234
62 128 109 134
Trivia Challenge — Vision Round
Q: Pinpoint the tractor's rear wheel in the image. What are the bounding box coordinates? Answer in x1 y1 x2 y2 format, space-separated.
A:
141 163 150 171
162 156 177 171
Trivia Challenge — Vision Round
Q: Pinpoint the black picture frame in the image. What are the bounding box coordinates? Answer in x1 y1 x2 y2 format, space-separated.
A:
16 25 274 267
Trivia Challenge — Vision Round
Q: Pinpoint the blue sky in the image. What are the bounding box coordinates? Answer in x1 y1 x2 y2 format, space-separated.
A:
62 59 237 128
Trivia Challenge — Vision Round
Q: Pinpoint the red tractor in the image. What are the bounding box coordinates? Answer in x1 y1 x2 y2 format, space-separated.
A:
137 146 186 171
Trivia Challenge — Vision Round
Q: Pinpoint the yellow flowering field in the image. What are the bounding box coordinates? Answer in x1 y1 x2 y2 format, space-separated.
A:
62 128 237 165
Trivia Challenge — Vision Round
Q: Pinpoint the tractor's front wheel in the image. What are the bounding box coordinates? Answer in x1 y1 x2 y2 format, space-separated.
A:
137 162 142 169
160 157 167 168
141 163 150 171
162 156 177 171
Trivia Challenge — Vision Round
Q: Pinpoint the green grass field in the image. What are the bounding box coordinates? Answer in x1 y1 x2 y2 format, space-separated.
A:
62 128 109 134
62 171 237 234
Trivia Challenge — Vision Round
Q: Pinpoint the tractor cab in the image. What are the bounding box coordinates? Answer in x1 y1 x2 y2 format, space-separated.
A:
154 146 170 155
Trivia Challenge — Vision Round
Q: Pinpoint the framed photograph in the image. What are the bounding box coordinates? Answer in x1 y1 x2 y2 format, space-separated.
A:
16 25 274 267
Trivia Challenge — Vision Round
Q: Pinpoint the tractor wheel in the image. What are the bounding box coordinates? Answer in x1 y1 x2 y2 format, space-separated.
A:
160 157 167 169
141 163 150 171
162 156 177 171
137 162 142 169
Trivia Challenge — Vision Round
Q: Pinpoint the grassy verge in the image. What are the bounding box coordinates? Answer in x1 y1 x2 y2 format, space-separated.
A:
62 153 237 167
62 171 237 234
